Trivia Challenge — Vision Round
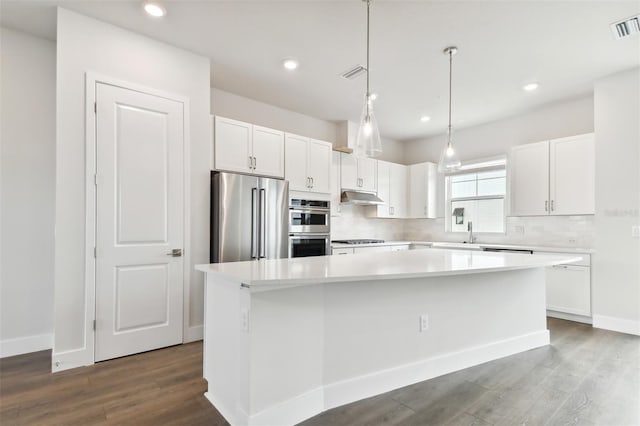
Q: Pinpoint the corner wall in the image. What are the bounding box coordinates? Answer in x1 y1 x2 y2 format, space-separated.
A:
0 27 56 357
592 68 640 335
54 8 211 370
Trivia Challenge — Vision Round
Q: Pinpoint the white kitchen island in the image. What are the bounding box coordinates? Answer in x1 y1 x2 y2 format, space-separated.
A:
196 249 580 426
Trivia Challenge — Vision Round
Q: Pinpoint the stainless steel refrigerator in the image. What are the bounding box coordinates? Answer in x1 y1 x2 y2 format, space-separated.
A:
210 171 288 263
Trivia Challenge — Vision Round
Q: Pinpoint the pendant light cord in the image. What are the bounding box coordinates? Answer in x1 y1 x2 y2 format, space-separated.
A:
447 49 452 145
366 0 371 118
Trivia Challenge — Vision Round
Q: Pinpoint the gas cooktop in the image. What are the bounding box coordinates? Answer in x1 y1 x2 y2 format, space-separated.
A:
331 239 385 245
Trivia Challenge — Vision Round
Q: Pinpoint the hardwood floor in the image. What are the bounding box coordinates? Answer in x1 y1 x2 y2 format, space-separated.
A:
1 318 638 425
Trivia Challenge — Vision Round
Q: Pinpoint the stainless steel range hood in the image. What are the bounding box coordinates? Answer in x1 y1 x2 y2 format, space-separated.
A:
341 190 384 205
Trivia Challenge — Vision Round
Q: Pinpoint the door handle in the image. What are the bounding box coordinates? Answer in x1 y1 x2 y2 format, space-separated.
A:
550 200 554 211
545 200 548 212
252 157 257 169
251 188 258 259
167 249 182 257
307 177 311 188
310 177 314 188
248 156 253 170
259 188 266 258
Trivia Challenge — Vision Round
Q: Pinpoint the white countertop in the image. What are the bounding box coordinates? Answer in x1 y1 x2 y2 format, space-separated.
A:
196 248 582 291
331 240 594 254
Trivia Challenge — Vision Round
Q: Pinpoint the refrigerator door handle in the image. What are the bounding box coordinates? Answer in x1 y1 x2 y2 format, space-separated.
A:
251 188 258 259
259 188 266 258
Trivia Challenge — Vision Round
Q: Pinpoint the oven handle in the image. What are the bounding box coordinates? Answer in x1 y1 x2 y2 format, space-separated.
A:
289 233 331 238
289 208 330 214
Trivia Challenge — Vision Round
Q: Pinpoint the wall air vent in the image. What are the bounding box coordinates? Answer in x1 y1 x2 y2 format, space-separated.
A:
611 15 640 39
341 65 367 80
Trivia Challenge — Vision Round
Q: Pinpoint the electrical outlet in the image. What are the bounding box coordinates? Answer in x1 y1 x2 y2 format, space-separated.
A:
632 225 640 239
514 225 525 234
241 309 250 332
419 314 429 332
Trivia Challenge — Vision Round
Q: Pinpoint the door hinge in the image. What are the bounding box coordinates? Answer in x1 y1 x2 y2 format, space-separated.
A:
93 320 96 331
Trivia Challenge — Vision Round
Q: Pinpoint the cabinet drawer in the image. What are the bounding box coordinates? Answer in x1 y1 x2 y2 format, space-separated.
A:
332 247 354 255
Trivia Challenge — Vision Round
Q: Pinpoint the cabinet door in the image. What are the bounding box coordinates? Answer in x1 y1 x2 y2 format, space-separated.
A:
549 134 595 215
390 163 407 218
408 163 427 218
376 161 391 218
252 125 284 178
307 139 332 194
214 116 252 174
340 153 359 190
331 151 342 216
509 141 550 216
285 134 309 192
545 265 591 316
358 158 377 192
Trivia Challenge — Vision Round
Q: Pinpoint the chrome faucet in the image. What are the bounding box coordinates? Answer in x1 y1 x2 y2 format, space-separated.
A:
467 221 475 243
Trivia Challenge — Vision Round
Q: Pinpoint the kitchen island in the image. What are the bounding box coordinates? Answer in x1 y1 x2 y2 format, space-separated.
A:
196 249 580 426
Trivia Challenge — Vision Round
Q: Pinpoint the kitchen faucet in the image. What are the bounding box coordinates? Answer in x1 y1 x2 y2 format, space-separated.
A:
467 221 475 243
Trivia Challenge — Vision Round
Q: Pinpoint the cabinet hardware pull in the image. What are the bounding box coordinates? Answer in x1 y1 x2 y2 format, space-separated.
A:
248 156 253 169
551 200 554 211
545 200 548 212
253 157 257 169
310 177 314 188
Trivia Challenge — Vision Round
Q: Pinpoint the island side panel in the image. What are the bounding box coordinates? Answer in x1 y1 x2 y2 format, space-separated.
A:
323 268 549 409
247 284 325 425
203 273 251 425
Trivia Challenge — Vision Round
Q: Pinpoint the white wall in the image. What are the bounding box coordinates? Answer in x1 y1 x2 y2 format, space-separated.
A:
54 8 211 370
592 68 640 335
0 27 56 357
403 96 594 164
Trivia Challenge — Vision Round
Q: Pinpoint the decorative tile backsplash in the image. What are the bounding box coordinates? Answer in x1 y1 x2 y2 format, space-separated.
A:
333 205 594 249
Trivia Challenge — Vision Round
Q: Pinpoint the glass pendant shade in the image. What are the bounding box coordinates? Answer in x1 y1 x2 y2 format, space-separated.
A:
437 141 462 173
355 95 382 158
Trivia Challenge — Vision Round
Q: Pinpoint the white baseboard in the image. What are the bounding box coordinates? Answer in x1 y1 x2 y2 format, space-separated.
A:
547 310 592 324
205 329 549 425
593 315 640 336
324 329 549 411
185 325 203 342
51 347 94 373
0 333 53 358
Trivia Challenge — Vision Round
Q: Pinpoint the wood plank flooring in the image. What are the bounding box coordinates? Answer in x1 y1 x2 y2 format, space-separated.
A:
1 318 638 425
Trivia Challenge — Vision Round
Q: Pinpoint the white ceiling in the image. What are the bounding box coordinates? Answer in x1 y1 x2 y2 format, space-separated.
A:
1 1 639 141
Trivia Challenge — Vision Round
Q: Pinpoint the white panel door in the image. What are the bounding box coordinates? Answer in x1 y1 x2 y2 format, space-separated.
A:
307 139 331 194
95 83 184 362
252 125 284 178
358 158 377 192
285 134 309 192
509 141 550 216
549 134 595 215
214 116 252 174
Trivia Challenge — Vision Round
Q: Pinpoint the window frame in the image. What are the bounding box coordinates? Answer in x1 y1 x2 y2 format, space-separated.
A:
445 157 507 235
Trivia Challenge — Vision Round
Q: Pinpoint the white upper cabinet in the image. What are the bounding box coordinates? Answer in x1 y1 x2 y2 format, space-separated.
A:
252 125 285 178
509 140 550 216
375 161 407 218
214 116 253 174
509 133 594 216
330 151 342 216
340 153 377 192
214 116 284 178
408 162 437 219
284 134 331 194
549 134 595 215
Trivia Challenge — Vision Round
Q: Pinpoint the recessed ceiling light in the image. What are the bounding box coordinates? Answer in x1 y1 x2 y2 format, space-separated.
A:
523 82 539 92
420 116 431 123
369 93 378 101
283 59 299 70
143 2 166 17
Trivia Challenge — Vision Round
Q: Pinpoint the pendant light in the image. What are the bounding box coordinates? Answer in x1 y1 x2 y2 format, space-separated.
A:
437 46 462 173
354 0 382 158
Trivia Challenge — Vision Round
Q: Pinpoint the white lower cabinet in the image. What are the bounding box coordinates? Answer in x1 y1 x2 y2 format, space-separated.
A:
542 252 591 319
390 245 409 252
332 247 354 255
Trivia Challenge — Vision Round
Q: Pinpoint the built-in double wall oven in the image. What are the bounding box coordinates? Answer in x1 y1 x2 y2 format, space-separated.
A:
288 198 330 258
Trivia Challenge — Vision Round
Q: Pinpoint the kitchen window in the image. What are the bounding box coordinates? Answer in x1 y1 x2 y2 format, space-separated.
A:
445 159 506 233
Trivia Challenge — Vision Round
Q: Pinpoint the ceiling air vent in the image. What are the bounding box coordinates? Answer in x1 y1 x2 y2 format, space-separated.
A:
341 65 367 80
611 15 640 39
